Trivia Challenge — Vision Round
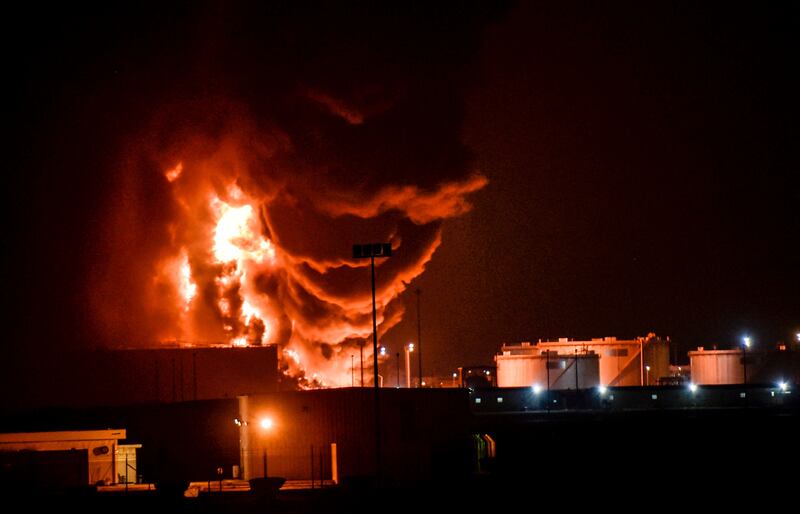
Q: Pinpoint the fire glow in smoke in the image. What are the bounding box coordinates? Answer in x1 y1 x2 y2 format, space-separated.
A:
84 5 495 387
106 124 486 386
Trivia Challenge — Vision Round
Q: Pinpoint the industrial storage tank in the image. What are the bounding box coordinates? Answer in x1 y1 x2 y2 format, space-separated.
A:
688 349 744 384
495 349 600 389
496 352 542 387
495 335 672 388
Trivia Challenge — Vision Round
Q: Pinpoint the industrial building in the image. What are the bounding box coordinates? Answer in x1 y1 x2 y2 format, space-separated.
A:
237 388 473 484
20 344 279 408
495 334 670 387
2 388 475 489
457 365 497 389
0 429 131 487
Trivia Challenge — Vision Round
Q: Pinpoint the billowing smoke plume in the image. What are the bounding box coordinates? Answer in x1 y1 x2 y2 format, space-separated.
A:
85 3 501 386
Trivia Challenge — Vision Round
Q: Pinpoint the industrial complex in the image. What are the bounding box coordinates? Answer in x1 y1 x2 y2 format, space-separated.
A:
1 335 798 506
495 333 670 388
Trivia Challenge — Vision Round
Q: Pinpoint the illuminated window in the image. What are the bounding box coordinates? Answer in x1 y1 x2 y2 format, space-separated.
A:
475 398 482 404
497 397 503 403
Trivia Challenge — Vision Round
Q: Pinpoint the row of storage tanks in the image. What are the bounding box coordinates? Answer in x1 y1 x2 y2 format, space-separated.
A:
495 334 670 389
497 335 798 387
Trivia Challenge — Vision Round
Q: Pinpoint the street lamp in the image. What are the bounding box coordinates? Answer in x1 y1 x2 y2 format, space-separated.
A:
405 343 415 388
377 346 387 388
742 336 752 385
259 417 274 478
235 416 275 478
352 243 392 388
645 365 651 386
352 243 392 482
415 289 423 388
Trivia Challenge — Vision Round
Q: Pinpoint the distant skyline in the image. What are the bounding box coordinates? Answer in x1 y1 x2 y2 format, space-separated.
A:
5 2 798 393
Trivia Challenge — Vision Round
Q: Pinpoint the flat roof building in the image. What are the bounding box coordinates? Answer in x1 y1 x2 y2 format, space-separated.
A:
0 429 128 486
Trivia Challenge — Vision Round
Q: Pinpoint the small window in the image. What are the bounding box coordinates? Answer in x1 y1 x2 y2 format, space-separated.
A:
740 392 746 398
497 397 503 403
475 398 482 404
651 394 658 400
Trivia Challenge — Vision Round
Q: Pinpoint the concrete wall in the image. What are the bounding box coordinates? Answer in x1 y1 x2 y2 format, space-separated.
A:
238 388 473 484
25 345 279 408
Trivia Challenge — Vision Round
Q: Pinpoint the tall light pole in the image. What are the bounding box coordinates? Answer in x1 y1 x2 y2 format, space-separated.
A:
351 355 354 387
416 289 423 387
405 343 415 388
378 346 387 388
396 352 400 387
352 243 392 484
574 348 579 390
639 339 644 386
645 365 651 386
742 336 751 385
545 350 551 413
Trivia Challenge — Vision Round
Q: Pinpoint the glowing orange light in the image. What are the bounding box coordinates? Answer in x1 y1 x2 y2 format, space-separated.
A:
178 251 196 312
165 162 183 182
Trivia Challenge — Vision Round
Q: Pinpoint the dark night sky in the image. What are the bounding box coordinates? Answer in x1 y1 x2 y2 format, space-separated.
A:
4 2 798 391
384 2 798 372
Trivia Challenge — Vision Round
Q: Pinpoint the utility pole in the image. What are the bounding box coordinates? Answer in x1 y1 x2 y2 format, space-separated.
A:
352 243 392 486
546 350 551 412
416 289 423 387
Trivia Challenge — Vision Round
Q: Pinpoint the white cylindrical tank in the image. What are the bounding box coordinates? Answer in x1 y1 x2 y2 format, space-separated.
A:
496 354 546 387
688 349 744 384
495 352 600 389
